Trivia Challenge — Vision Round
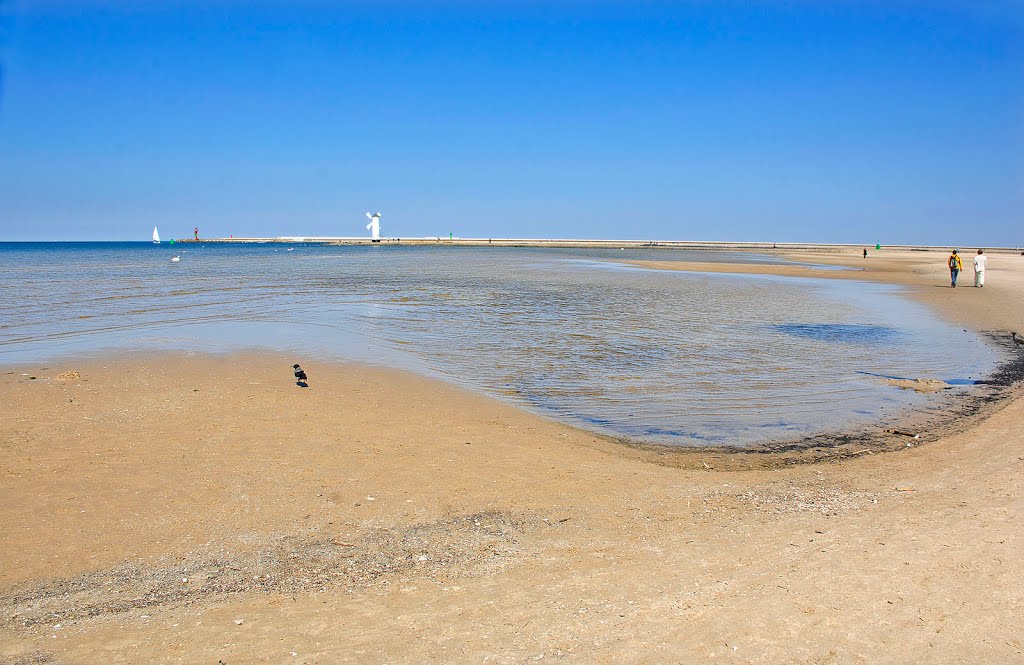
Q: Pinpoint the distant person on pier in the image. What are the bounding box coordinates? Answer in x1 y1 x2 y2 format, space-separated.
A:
973 249 987 287
948 249 962 288
194 227 199 241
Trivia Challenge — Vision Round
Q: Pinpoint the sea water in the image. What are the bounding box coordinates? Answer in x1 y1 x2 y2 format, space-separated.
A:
0 242 999 446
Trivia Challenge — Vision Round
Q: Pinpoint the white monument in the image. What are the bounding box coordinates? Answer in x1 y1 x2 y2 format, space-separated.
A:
365 212 381 241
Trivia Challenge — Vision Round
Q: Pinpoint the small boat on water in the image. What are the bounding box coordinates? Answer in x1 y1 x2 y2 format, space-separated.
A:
152 226 161 244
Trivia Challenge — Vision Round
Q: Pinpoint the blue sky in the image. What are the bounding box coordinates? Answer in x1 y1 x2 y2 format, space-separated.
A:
1 1 1022 244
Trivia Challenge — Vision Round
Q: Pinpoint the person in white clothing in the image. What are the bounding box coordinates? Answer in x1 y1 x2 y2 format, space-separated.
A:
973 249 987 287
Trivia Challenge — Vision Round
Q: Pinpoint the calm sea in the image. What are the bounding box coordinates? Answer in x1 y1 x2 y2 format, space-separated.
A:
0 242 999 446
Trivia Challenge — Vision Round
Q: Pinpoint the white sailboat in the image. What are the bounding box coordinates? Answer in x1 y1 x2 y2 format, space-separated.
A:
152 226 161 244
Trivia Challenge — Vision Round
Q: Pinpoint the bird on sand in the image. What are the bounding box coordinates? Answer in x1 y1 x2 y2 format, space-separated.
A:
292 364 308 386
1012 332 1024 350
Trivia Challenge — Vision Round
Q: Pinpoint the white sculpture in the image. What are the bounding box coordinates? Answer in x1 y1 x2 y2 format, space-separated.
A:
365 212 381 241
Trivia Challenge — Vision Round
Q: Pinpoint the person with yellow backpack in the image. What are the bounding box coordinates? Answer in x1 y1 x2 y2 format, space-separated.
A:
948 249 962 288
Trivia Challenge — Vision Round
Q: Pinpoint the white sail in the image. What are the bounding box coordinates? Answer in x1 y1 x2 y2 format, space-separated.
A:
152 226 160 243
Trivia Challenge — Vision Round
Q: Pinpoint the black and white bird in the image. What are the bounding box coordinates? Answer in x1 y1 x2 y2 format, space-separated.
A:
292 363 308 387
1012 332 1024 350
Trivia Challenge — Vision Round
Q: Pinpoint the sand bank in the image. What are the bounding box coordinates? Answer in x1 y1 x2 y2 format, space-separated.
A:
631 247 1024 331
1 248 1023 663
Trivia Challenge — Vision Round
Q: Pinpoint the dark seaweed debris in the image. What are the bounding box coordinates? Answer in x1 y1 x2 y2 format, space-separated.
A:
0 511 535 630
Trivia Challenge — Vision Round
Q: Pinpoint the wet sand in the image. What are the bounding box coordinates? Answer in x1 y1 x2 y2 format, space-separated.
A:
1 248 1023 663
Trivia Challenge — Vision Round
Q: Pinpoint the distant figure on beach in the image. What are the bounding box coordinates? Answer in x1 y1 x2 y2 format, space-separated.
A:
973 249 987 287
292 364 308 387
948 249 962 288
194 227 199 241
863 248 868 259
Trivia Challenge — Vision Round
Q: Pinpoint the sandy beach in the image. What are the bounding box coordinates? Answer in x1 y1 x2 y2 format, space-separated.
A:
2 248 1023 664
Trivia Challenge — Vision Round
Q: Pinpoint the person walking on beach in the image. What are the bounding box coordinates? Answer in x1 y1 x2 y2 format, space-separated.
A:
973 249 987 287
863 248 868 259
948 249 962 287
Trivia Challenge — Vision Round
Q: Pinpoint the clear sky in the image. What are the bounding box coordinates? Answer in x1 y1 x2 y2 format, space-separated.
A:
1 1 1022 245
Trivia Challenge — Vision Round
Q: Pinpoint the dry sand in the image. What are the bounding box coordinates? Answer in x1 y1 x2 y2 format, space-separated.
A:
1 248 1023 664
